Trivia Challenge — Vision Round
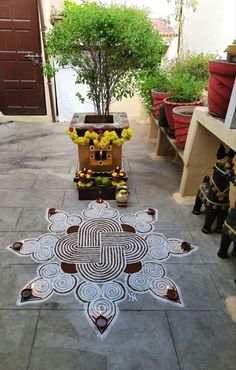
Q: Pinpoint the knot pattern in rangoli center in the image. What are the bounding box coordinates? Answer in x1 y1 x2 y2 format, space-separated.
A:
55 218 148 283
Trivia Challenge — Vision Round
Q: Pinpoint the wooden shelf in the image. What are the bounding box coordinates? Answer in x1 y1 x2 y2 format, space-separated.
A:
159 125 184 160
148 108 236 204
149 115 184 160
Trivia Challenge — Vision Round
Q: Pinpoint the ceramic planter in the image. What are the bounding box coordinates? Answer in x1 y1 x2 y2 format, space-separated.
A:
173 106 199 149
163 98 202 133
151 90 175 119
208 59 236 118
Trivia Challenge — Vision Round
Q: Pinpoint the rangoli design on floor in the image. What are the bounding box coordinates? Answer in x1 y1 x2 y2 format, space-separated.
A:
7 201 196 337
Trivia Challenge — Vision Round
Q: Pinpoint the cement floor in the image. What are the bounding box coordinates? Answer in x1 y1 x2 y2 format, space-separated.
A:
0 119 235 370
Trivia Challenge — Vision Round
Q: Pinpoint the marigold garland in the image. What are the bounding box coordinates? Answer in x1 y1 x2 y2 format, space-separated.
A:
66 127 132 148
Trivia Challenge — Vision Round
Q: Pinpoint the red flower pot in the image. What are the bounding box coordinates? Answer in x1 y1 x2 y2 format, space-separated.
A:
208 59 236 118
173 106 199 150
151 90 175 119
164 98 202 133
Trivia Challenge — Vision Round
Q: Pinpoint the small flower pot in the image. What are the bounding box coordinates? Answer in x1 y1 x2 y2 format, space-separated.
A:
151 90 175 119
208 59 236 118
164 98 202 133
173 106 199 150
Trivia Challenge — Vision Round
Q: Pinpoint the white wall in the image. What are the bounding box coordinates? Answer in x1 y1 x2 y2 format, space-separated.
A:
183 0 236 56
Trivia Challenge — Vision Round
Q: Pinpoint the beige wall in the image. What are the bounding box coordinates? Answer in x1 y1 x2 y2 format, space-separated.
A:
110 94 149 123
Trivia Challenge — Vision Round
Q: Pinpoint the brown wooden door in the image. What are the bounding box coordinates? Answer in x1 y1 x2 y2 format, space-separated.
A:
0 0 46 115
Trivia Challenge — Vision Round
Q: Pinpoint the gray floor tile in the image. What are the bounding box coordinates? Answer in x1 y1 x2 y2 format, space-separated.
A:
16 208 50 232
154 203 188 231
0 310 39 370
167 310 236 370
0 172 37 189
206 261 236 299
0 207 23 231
29 348 107 370
33 172 74 190
29 310 179 370
0 189 64 208
190 230 222 263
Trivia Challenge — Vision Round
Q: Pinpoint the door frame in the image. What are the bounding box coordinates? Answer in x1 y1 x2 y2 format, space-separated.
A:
0 0 57 122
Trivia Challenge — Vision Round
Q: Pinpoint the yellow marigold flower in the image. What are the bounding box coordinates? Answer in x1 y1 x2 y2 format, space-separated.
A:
85 130 98 140
121 128 132 140
78 181 85 187
112 180 126 187
103 130 110 137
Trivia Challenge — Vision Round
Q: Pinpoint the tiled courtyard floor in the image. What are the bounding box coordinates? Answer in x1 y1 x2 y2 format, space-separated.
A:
0 118 235 370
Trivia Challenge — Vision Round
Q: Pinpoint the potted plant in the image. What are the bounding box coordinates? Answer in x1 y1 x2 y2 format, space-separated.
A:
44 1 164 199
44 1 164 118
163 52 213 133
138 68 175 119
163 72 204 133
208 42 236 118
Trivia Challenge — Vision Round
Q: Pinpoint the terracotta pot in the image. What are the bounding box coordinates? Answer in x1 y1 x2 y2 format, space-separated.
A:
208 59 236 118
151 90 175 119
173 106 199 150
163 98 202 133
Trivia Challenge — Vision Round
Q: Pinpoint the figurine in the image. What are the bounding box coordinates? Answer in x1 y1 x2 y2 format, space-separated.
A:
192 144 236 233
217 206 236 258
115 186 130 206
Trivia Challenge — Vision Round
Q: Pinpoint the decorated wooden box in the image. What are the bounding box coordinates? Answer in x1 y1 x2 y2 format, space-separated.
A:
67 112 132 200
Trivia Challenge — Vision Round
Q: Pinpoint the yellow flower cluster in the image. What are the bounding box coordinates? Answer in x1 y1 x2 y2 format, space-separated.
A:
112 179 126 187
77 169 93 188
111 168 126 187
66 127 132 148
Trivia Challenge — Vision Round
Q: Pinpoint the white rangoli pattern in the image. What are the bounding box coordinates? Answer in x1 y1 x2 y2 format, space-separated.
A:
7 201 196 337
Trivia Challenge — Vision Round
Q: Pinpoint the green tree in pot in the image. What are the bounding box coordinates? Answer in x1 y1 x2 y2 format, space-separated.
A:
44 1 164 120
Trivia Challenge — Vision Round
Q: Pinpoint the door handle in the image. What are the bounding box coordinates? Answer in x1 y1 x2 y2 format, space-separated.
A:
25 53 41 66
